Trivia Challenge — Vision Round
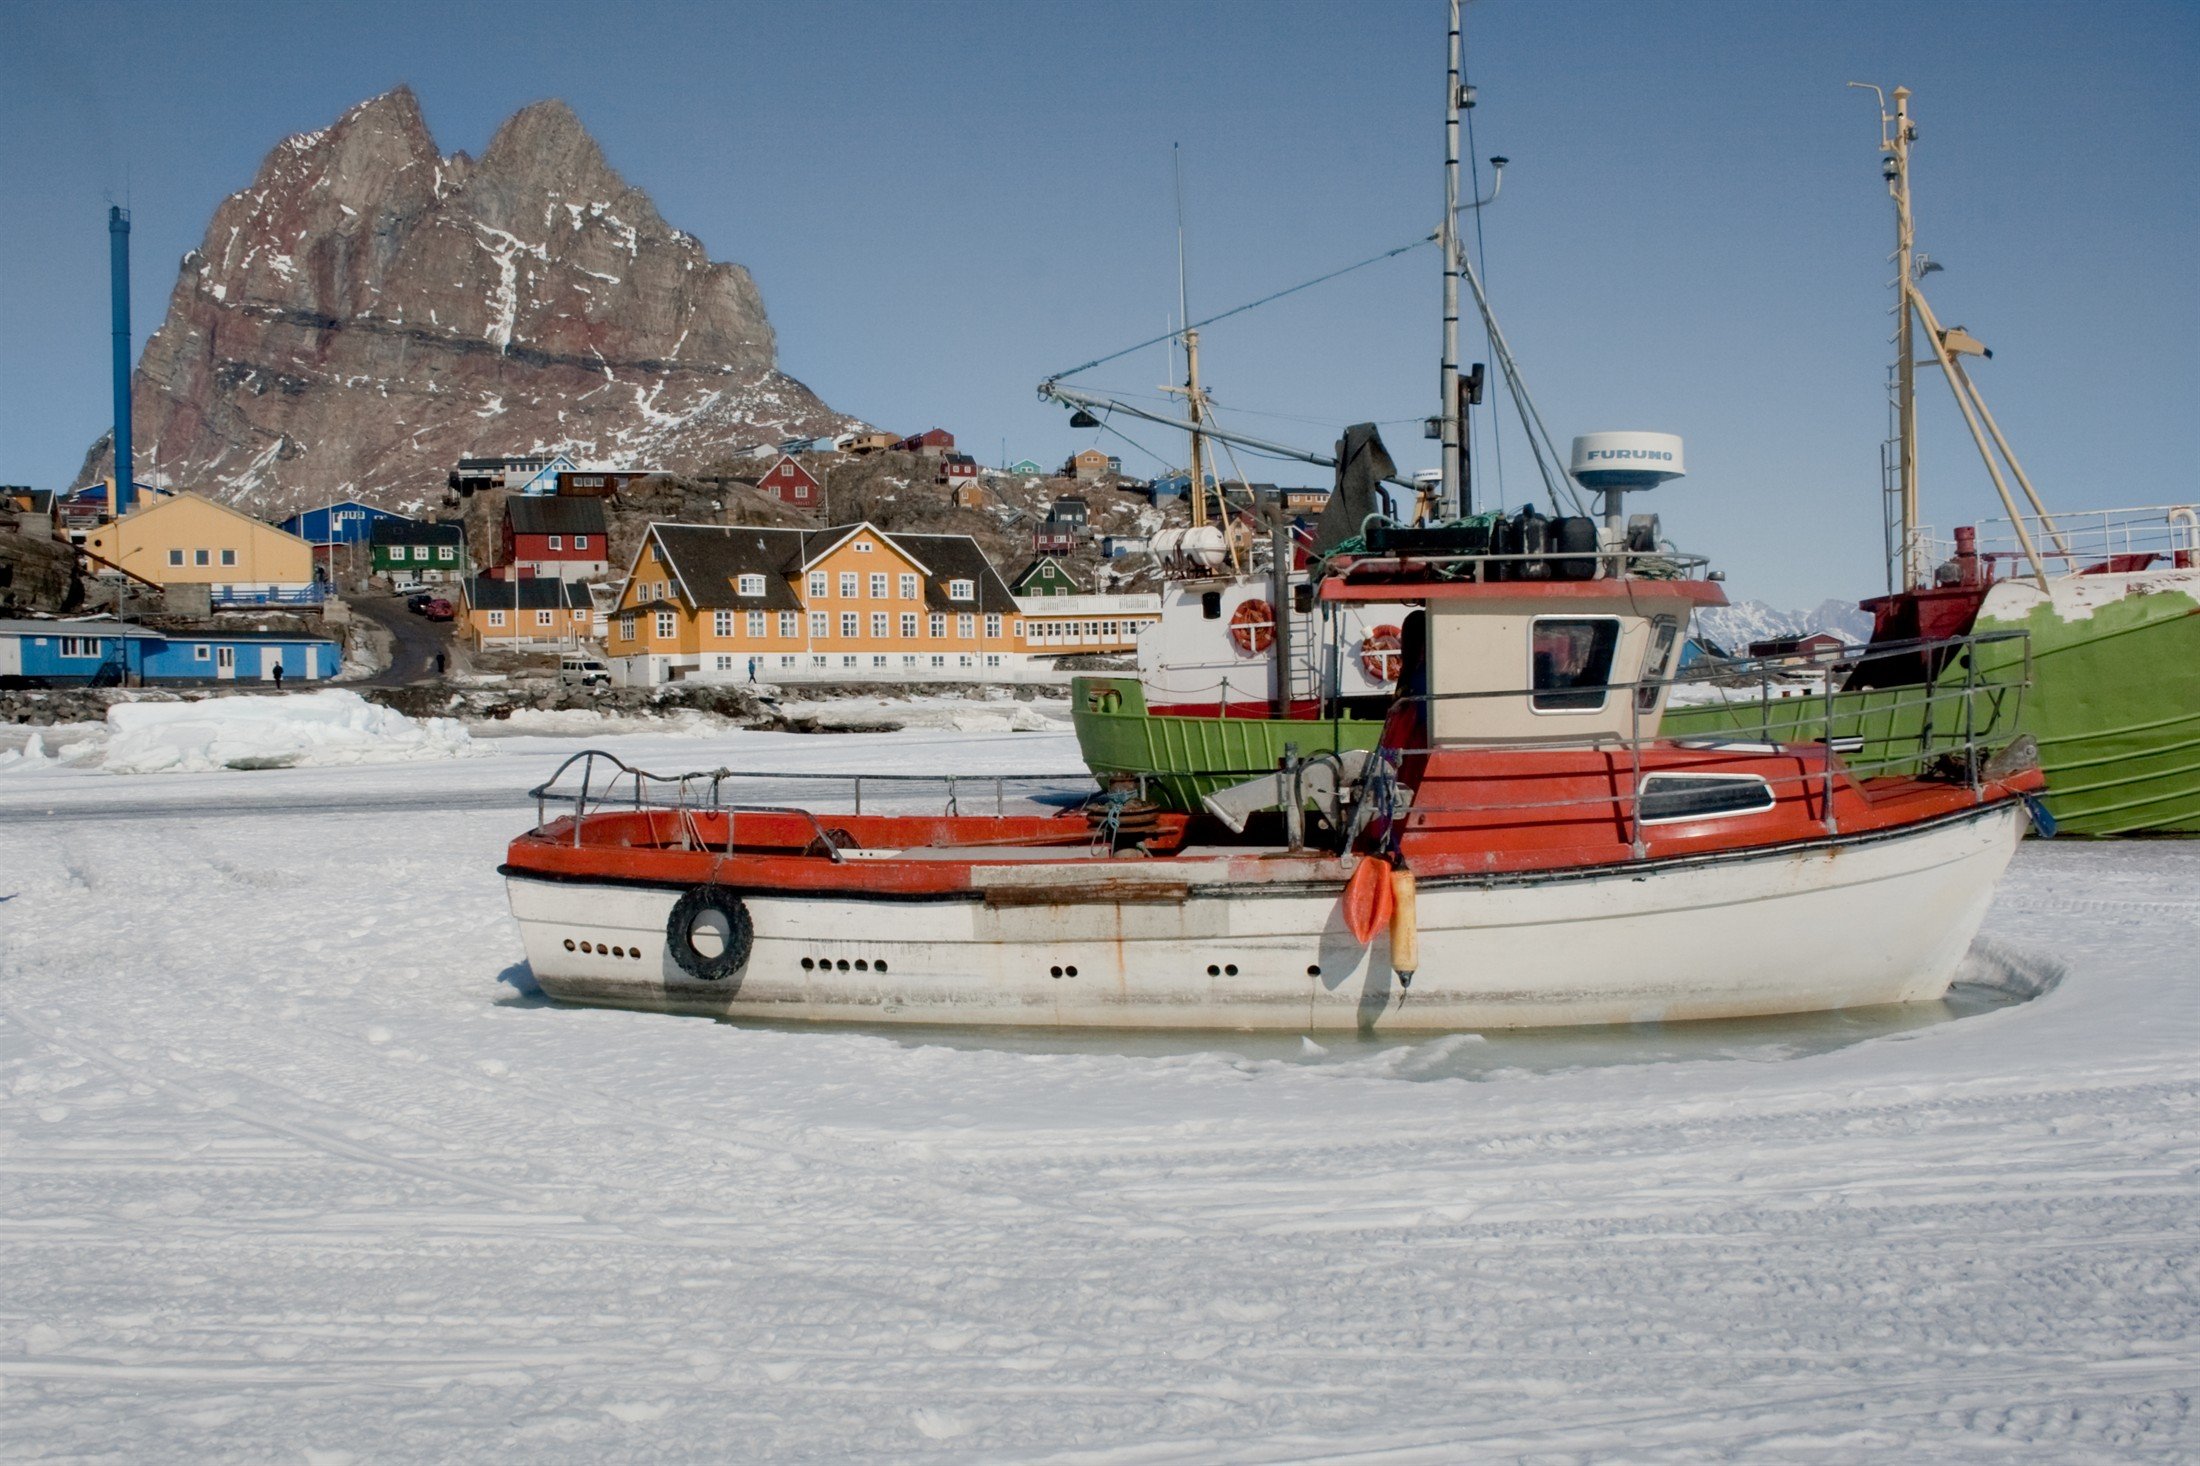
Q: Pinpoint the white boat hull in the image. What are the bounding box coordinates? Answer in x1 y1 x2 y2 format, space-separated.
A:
505 804 2025 1031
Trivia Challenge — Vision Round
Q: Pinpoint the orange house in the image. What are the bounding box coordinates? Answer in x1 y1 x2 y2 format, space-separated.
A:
607 521 1026 685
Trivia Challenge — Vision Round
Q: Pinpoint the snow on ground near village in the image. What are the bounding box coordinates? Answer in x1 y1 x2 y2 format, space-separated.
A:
1 708 2194 1461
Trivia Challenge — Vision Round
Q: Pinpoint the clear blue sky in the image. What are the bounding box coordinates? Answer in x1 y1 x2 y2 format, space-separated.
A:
2 0 2193 604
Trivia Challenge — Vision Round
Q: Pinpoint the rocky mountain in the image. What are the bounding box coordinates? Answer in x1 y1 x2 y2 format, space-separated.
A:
1694 597 1875 652
77 88 856 517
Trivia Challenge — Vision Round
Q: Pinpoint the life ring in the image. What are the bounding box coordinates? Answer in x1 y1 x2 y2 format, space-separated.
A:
665 885 754 982
1359 624 1403 684
1228 599 1275 657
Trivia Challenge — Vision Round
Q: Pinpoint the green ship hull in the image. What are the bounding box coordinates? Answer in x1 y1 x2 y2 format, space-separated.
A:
1071 676 1383 811
1664 581 2200 836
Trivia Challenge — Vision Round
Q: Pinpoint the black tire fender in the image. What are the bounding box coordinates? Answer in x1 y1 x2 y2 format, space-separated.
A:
665 885 754 982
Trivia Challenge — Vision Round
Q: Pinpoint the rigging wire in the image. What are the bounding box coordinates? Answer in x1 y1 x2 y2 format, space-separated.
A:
1463 87 1504 507
1047 235 1435 385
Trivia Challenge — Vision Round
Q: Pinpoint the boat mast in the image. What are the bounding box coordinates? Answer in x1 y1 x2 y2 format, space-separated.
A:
1440 0 1463 521
1890 86 1921 590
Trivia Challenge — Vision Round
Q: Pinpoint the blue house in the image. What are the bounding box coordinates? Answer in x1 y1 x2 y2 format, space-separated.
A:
0 619 341 687
278 500 415 550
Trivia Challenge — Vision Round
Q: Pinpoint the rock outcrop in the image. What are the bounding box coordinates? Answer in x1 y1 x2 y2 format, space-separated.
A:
79 88 854 517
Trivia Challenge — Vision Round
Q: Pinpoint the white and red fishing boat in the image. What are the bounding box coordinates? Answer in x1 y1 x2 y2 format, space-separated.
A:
503 543 2045 1031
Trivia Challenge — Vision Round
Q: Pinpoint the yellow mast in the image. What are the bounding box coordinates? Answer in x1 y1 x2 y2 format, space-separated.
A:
1890 86 1921 589
1184 327 1207 530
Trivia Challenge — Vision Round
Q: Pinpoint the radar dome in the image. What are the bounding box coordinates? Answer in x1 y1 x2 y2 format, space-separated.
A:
1570 432 1685 493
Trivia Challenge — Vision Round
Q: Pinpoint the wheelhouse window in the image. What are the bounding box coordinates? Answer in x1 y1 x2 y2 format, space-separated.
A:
1637 773 1778 824
1529 616 1621 712
1638 616 1682 713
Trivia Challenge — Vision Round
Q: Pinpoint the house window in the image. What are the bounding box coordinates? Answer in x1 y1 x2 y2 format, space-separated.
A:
438 546 454 561
168 549 184 566
841 654 857 668
869 573 887 598
780 656 796 668
929 613 945 638
900 613 917 638
779 611 798 637
795 484 810 501
902 655 917 668
870 612 888 637
930 654 945 669
738 573 765 597
809 571 828 598
810 612 829 638
714 610 735 637
958 654 974 668
984 614 1002 638
574 609 589 624
716 654 734 672
548 535 563 550
195 549 210 566
872 654 887 668
221 549 237 566
1529 617 1622 713
656 611 676 639
194 645 210 661
1012 620 1024 637
536 609 555 628
618 613 635 640
574 535 589 550
949 578 974 600
854 541 872 553
839 572 858 598
839 612 858 637
899 574 918 599
810 655 827 668
747 611 766 637
957 614 975 639
488 611 507 628
985 654 1001 668
59 637 101 657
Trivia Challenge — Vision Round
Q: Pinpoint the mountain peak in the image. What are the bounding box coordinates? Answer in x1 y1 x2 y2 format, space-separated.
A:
79 90 847 515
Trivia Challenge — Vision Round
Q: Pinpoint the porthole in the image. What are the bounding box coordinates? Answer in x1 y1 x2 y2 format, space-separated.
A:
875 959 888 973
1306 964 1321 977
1224 964 1238 977
630 947 641 961
580 941 594 954
836 959 850 972
563 939 576 952
855 959 870 972
612 946 626 958
1049 965 1063 979
1206 964 1220 977
1065 965 1078 978
801 957 815 971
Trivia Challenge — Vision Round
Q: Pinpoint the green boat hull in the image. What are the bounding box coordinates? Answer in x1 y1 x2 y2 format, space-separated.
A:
1664 582 2200 836
1071 676 1384 811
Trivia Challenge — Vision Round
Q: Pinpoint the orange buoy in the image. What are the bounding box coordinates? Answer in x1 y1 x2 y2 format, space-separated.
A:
1388 867 1418 986
1343 855 1395 944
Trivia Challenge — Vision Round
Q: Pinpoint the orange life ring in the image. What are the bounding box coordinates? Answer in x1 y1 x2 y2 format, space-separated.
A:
1227 599 1275 657
1359 624 1403 684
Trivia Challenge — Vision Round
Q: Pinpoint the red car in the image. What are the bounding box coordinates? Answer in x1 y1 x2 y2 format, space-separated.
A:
423 598 454 622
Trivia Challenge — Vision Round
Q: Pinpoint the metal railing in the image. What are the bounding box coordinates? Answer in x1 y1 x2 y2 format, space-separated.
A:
526 749 1096 847
1919 504 2200 570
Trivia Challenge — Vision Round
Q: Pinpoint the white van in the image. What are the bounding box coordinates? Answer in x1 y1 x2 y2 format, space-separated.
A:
558 655 614 689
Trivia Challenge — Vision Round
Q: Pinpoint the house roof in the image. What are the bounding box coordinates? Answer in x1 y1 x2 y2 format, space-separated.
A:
884 532 1018 615
368 518 459 547
460 575 592 612
505 497 608 537
1010 555 1083 592
648 525 811 612
0 617 163 641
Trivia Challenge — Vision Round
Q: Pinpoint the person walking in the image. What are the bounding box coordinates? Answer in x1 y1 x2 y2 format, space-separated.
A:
748 656 759 683
271 659 285 690
435 650 447 676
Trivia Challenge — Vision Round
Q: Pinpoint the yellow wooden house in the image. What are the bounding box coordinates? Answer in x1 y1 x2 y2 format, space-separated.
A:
607 521 1025 685
82 492 320 607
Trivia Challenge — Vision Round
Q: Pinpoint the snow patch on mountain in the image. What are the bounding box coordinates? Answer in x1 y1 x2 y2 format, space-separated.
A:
1694 597 1875 652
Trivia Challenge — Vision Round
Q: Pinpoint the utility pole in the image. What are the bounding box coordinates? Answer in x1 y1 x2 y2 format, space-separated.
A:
1440 0 1464 519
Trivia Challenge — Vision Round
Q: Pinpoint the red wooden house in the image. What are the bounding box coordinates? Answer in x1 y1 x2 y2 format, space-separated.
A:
892 428 956 457
501 497 612 583
758 455 823 509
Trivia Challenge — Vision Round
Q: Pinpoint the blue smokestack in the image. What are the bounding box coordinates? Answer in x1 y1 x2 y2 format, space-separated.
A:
109 205 133 516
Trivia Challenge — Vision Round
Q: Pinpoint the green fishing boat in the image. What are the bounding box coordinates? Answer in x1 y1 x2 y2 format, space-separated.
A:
1072 673 1383 811
1666 560 2200 836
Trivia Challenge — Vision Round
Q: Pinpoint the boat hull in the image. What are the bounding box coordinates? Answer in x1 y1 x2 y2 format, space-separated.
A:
505 803 2025 1030
1073 675 1383 811
1665 572 2200 836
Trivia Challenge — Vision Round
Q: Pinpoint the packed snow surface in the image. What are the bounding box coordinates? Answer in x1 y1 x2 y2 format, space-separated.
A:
0 724 2192 1460
0 690 474 775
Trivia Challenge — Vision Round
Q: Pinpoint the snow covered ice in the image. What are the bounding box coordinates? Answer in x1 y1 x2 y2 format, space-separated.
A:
1 689 474 776
0 724 2192 1460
